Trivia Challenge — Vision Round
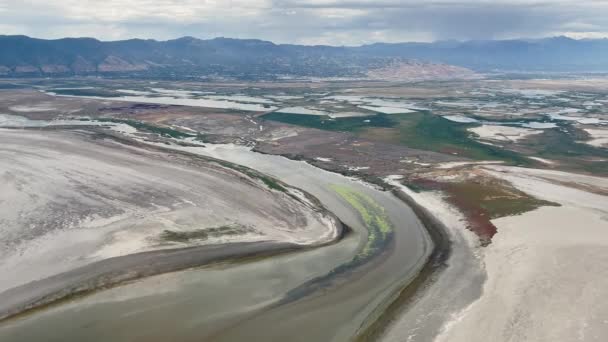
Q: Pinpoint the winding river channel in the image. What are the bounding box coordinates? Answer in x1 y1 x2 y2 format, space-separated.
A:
0 131 437 341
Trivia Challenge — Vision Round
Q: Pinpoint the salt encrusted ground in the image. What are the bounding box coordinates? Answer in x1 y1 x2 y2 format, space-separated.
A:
435 166 608 342
0 128 339 294
468 125 542 143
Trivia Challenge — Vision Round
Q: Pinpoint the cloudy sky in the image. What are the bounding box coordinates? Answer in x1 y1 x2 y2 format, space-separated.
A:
1 0 607 45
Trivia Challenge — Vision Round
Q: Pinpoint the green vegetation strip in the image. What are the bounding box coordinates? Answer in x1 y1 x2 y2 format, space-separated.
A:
282 185 394 301
523 127 608 175
263 111 529 164
262 112 395 132
446 181 560 220
330 185 393 260
160 225 251 243
212 158 288 192
52 88 123 97
387 111 529 163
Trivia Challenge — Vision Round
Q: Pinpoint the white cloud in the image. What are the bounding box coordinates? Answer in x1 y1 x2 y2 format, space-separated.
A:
20 0 270 22
1 0 608 44
558 31 608 39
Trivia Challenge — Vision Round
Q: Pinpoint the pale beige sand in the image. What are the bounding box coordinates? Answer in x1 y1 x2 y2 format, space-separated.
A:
382 176 484 342
468 125 542 143
528 156 556 165
0 128 339 293
436 166 608 342
583 128 608 148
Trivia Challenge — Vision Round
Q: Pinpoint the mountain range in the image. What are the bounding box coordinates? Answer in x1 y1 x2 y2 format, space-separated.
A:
1 35 607 79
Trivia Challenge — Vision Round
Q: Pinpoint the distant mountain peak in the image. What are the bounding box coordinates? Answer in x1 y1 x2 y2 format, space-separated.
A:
1 35 608 78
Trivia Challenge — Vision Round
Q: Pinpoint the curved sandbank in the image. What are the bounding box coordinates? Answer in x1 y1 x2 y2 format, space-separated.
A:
0 132 434 342
0 127 342 320
0 112 482 342
0 241 298 321
379 177 484 342
355 187 453 341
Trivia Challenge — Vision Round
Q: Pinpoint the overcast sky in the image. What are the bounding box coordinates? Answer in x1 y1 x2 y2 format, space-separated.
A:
1 0 607 45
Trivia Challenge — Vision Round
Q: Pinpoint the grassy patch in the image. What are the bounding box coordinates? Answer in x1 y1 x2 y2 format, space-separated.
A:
262 112 395 132
330 185 392 259
387 112 530 163
160 225 250 243
51 88 122 97
446 180 560 220
398 179 430 193
522 127 608 175
532 126 608 158
407 176 560 244
265 111 529 164
259 175 287 192
213 159 288 193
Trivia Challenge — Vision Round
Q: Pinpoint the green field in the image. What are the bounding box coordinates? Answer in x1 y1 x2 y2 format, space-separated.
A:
386 112 529 163
445 181 560 220
264 111 530 164
51 88 123 97
522 126 608 175
262 112 395 132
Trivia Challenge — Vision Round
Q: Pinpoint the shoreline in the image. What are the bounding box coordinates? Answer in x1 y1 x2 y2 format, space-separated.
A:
143 139 445 341
0 241 297 322
247 149 457 340
355 187 454 341
434 165 608 341
229 145 459 340
235 147 458 340
1 124 455 340
0 127 348 324
0 217 350 324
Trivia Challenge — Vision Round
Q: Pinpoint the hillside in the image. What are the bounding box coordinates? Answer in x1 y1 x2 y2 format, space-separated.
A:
1 35 607 79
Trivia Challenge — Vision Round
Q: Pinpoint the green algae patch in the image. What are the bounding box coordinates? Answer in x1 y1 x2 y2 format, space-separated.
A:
330 184 393 260
262 112 395 132
213 159 288 193
281 184 395 301
160 224 252 243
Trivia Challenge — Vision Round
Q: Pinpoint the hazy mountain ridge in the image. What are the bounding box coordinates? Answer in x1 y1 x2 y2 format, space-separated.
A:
1 35 607 79
356 36 608 72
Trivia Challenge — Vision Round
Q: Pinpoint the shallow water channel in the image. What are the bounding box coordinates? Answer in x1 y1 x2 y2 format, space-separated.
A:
0 136 433 341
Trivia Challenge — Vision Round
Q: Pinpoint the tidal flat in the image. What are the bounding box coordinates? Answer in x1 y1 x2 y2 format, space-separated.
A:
0 127 341 320
2 75 607 341
0 121 441 342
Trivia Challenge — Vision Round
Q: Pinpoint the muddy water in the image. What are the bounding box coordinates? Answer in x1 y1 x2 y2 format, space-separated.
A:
0 143 433 342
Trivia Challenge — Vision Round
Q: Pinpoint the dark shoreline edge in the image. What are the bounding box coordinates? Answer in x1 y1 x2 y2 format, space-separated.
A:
3 125 453 340
355 188 453 342
250 148 455 341
0 242 296 323
247 149 456 341
0 218 349 324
